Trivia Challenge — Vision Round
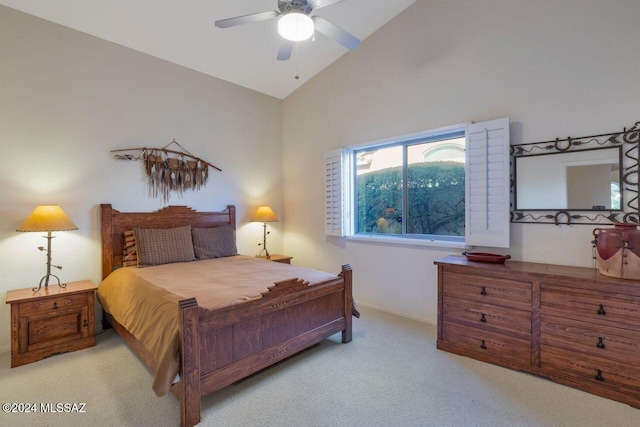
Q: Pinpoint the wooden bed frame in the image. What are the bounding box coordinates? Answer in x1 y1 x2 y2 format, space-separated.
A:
100 204 354 426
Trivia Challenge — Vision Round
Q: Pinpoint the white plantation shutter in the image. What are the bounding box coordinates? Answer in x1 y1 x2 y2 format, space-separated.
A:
465 118 510 248
325 149 347 236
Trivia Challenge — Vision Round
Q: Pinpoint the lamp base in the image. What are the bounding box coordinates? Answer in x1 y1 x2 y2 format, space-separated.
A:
32 231 66 293
33 274 66 293
256 250 271 260
256 221 271 260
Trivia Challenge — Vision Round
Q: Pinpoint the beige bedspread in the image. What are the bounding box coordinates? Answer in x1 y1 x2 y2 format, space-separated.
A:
97 255 337 396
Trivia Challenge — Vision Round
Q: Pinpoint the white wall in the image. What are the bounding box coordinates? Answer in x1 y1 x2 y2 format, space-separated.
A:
282 0 640 323
0 6 283 352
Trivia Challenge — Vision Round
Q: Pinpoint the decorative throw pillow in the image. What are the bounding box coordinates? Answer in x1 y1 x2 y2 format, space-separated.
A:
134 225 195 267
192 226 238 260
122 230 138 267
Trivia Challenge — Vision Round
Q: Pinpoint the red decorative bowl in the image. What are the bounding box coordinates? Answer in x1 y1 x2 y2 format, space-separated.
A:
462 252 511 264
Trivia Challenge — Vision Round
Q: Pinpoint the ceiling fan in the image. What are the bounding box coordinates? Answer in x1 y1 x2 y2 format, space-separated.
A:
215 0 361 61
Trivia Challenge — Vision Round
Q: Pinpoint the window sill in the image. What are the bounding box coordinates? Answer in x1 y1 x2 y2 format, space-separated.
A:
346 234 469 249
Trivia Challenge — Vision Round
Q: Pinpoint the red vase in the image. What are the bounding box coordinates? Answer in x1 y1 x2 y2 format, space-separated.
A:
593 223 640 279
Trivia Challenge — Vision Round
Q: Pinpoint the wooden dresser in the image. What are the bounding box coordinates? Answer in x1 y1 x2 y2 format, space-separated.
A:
435 255 640 408
6 280 97 367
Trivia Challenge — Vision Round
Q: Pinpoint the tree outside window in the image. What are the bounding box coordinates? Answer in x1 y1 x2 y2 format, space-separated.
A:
355 137 465 238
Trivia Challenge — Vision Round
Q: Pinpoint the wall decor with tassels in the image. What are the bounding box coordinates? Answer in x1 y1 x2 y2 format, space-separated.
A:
111 139 221 202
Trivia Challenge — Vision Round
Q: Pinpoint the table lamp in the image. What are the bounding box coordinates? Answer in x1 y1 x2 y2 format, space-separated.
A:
16 205 78 292
252 206 279 259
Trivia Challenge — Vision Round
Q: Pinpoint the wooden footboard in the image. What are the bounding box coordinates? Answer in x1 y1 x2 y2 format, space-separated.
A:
177 265 353 426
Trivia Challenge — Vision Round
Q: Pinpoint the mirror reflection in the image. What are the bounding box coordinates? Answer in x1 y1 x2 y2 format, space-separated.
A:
515 147 621 210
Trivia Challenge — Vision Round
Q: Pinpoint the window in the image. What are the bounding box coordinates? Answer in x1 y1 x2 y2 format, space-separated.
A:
354 130 466 241
325 118 510 248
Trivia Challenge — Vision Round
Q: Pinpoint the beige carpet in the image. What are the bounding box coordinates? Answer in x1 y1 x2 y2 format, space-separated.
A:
2 307 640 427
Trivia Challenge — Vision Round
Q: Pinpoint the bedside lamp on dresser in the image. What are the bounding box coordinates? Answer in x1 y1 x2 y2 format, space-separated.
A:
15 204 78 292
252 206 293 264
6 205 97 367
252 205 279 260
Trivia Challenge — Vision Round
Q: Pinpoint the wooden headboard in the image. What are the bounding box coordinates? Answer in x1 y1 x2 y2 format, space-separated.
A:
100 204 236 280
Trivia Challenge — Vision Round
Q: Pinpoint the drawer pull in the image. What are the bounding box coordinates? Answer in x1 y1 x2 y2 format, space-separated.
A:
596 337 605 349
53 302 58 310
83 319 88 327
480 339 487 349
597 304 606 315
480 313 487 323
595 369 604 382
480 286 487 296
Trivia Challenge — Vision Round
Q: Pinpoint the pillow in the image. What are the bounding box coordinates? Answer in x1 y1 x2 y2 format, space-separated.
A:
122 230 139 267
134 225 195 267
191 226 238 260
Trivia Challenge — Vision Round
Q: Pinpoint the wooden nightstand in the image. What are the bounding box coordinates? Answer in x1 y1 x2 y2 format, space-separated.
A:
258 254 293 264
5 280 97 368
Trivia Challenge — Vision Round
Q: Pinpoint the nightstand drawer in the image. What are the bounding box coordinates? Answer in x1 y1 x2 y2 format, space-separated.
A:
21 306 89 352
18 293 88 316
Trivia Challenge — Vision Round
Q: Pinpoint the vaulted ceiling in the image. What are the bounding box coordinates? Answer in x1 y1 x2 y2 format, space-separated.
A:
0 0 415 99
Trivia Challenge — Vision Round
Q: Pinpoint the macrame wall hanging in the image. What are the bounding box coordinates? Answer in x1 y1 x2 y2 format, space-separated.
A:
112 139 221 202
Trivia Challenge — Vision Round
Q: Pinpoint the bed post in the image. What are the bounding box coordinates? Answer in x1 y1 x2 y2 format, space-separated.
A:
226 205 236 229
341 264 353 343
100 204 114 280
179 298 200 427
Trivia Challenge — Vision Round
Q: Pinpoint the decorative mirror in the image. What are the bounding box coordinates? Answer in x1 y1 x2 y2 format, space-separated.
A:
511 121 639 225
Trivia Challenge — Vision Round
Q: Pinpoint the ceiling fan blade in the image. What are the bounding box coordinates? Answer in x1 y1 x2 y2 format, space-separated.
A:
215 10 279 29
277 40 294 61
312 16 360 50
309 0 345 10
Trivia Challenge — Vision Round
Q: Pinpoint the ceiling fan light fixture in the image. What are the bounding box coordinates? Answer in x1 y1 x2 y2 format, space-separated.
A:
278 13 314 41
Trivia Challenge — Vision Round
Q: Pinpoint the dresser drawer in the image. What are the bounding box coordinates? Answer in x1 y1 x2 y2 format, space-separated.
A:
541 285 640 330
541 346 640 395
18 293 89 316
442 271 531 311
540 315 640 367
443 298 531 339
442 321 531 365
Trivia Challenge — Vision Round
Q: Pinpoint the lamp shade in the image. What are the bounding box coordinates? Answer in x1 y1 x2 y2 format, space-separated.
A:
16 205 78 232
278 13 314 42
252 206 279 223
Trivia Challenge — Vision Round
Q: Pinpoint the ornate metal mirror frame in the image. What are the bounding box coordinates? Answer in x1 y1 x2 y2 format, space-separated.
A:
511 121 640 225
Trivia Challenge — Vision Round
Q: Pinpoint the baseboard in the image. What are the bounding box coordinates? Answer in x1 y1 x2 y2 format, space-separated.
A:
356 302 436 326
